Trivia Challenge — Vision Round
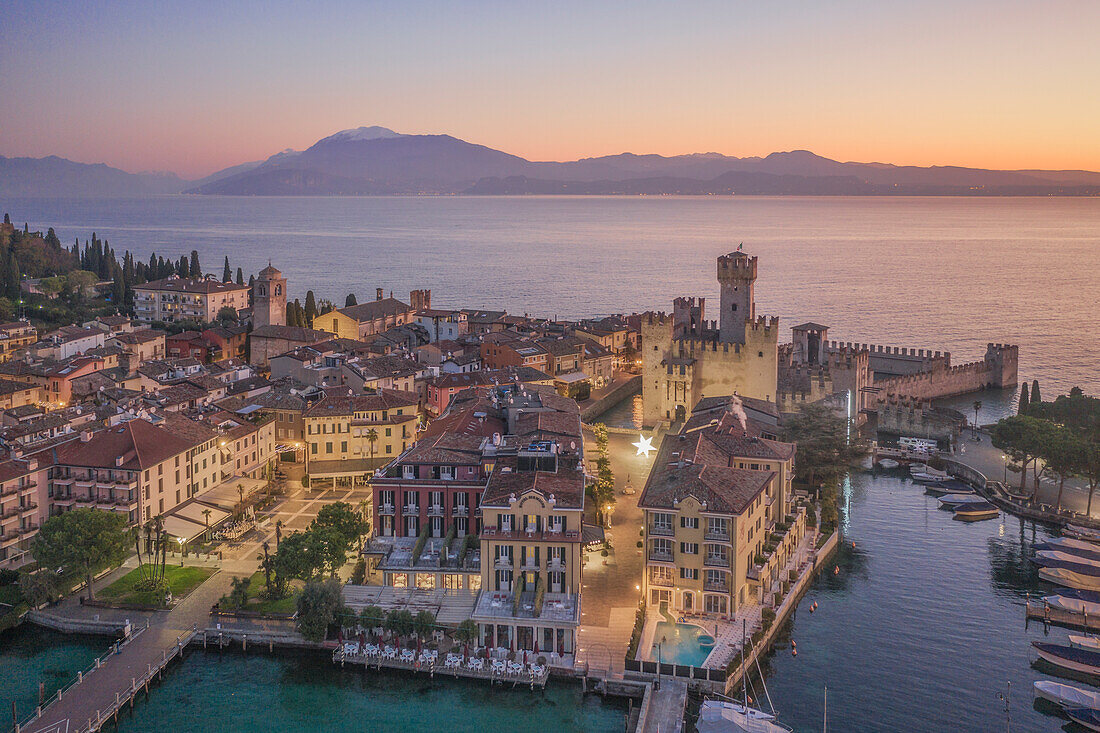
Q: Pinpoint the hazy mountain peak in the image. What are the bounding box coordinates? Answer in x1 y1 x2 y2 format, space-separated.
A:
317 126 402 144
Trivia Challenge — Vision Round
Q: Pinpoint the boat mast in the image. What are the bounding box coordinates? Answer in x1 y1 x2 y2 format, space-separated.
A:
742 618 748 709
823 685 827 733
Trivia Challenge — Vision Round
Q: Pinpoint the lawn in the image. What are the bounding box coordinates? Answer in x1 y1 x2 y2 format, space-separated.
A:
236 571 300 615
99 565 216 607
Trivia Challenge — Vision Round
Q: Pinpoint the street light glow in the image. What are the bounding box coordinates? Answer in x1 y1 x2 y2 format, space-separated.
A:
633 435 655 457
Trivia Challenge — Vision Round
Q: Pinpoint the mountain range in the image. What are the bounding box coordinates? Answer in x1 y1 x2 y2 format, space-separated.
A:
6 126 1100 196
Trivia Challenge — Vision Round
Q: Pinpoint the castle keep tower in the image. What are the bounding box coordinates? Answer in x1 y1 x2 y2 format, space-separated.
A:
253 264 287 329
717 251 757 344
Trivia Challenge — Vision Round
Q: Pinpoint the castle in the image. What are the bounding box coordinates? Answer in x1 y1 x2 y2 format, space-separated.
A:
644 251 1018 432
641 251 779 425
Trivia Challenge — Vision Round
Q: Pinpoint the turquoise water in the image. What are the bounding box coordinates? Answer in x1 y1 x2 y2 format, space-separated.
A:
0 624 112 725
111 650 627 733
651 621 713 668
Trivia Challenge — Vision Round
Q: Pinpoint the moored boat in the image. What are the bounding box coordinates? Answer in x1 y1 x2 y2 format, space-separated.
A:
1066 525 1100 543
1037 539 1100 563
1051 589 1100 605
1070 636 1100 651
1040 568 1100 592
1042 595 1100 615
938 494 987 509
924 481 974 496
1034 679 1100 708
1033 642 1100 677
1036 551 1100 569
952 502 999 521
1065 707 1100 732
877 458 900 469
696 701 793 733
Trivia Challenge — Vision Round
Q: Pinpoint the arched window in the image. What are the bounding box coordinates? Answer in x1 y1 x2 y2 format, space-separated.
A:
258 285 266 297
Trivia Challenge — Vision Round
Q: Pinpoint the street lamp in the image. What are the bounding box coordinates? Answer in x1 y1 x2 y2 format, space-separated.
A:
1002 454 1008 485
177 536 184 565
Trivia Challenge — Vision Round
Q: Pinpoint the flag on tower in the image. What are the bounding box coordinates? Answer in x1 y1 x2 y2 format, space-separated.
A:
737 242 744 251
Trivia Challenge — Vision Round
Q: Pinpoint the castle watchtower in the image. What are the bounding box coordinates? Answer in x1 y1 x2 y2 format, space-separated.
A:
717 251 757 344
791 322 829 365
253 263 287 329
672 296 705 338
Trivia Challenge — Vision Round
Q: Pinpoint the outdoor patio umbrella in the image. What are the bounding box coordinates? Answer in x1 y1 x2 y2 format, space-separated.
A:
534 640 539 655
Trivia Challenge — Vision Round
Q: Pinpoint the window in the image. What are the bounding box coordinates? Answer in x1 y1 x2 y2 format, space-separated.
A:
679 567 698 580
680 516 699 529
326 442 333 454
704 595 728 614
679 542 698 555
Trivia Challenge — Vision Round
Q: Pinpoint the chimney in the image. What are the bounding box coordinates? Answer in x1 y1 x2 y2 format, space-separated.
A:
80 429 93 443
376 288 384 301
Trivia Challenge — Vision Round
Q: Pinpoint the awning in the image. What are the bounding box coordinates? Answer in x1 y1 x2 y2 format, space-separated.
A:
581 523 605 547
161 515 207 543
308 458 375 477
173 501 231 528
197 476 266 511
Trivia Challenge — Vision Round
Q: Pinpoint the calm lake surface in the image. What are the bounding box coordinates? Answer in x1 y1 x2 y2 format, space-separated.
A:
0 625 109 724
3 195 1098 402
756 472 1062 733
111 650 626 733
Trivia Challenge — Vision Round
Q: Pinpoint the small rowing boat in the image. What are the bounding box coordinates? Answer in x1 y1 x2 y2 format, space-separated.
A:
1033 642 1100 677
924 481 974 496
1034 679 1100 708
877 458 899 469
952 502 999 521
1051 589 1100 605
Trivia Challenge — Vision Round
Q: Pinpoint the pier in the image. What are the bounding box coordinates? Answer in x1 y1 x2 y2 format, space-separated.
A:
18 624 198 733
1025 599 1100 633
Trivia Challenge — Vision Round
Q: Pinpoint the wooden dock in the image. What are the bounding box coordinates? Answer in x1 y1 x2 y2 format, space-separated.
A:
1026 600 1100 633
332 646 551 689
18 624 199 733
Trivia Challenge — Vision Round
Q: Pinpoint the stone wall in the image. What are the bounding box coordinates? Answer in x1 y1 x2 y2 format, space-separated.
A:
874 344 1018 401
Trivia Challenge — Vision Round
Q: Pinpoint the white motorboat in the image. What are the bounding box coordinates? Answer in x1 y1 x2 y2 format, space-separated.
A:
1033 642 1100 676
938 494 987 508
696 701 793 733
1040 567 1100 592
1039 538 1100 560
1070 635 1100 651
877 458 900 469
952 502 999 521
1033 679 1100 708
1042 595 1100 616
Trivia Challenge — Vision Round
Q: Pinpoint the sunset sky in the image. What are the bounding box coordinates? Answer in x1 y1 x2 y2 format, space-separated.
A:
2 0 1098 179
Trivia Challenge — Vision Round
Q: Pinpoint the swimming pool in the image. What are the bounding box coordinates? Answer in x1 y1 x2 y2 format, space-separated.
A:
649 621 715 667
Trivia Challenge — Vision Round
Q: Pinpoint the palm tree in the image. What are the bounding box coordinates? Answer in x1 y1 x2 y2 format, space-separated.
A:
973 400 982 435
201 508 212 538
365 428 379 467
275 519 283 548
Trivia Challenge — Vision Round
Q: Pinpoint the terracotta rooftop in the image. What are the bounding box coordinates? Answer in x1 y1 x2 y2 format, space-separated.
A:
135 277 248 295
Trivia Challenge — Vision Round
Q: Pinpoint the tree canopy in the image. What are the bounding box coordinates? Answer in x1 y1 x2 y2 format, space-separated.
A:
32 509 129 601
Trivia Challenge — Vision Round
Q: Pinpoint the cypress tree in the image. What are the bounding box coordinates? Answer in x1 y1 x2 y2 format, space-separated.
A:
6 254 20 301
304 290 317 325
189 250 201 278
1018 382 1029 415
235 267 244 285
222 256 232 282
1031 379 1041 407
178 256 190 278
345 293 358 307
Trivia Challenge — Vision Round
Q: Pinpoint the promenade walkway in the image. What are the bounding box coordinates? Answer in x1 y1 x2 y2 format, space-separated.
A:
23 562 241 733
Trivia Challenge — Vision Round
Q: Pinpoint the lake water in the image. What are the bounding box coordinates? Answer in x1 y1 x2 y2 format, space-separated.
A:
3 195 1098 404
0 624 111 725
751 471 1063 733
110 650 626 733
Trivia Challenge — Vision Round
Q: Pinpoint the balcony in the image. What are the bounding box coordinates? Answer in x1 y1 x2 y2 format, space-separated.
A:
648 573 674 588
378 504 395 516
19 503 38 516
18 481 38 493
0 486 20 499
704 554 730 568
704 530 731 543
520 558 539 571
547 558 566 571
494 557 513 569
402 505 420 516
481 526 580 543
427 505 445 517
704 578 730 593
649 524 674 538
648 549 674 563
452 505 469 517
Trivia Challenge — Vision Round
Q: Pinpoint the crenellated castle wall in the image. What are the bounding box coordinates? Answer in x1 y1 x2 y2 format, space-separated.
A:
874 343 1018 401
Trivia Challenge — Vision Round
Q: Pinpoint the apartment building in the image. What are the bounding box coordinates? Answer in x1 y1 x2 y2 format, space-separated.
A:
133 276 249 324
0 456 48 570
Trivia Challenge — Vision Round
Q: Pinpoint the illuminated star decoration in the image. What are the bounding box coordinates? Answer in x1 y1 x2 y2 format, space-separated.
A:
633 435 655 457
